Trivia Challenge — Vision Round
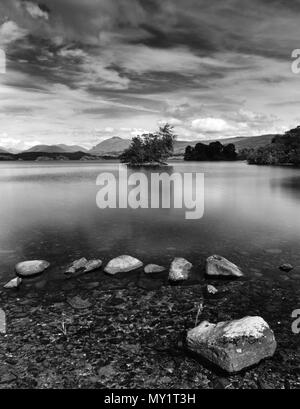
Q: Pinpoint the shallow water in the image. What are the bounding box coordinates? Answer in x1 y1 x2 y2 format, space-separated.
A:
0 160 300 284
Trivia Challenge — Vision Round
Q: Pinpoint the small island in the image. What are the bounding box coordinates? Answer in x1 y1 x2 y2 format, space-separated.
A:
120 124 176 167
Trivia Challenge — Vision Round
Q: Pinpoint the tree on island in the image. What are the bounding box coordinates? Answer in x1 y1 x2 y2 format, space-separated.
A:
184 141 237 161
120 124 176 165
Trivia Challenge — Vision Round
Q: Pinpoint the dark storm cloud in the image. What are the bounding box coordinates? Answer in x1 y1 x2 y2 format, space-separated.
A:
1 0 300 148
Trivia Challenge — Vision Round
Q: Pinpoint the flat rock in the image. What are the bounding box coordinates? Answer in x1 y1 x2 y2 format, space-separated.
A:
144 264 166 274
169 258 192 281
206 255 243 277
66 258 102 275
104 255 143 275
4 277 22 289
15 260 50 277
84 259 102 272
187 316 276 373
66 258 88 274
0 309 6 334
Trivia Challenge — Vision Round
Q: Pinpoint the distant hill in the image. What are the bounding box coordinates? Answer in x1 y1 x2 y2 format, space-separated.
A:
25 144 87 153
0 151 98 162
173 134 276 154
89 137 131 155
209 134 277 151
0 147 10 154
56 144 88 153
87 134 276 156
14 134 276 158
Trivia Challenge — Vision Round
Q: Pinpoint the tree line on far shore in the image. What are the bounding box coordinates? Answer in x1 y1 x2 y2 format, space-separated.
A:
119 123 300 166
120 124 239 165
184 141 237 161
243 126 300 165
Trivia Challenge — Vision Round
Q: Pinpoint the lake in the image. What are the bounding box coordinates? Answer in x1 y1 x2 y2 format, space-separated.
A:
1 160 300 285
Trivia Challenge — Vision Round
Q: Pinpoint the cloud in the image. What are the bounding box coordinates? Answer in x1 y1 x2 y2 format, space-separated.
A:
191 118 233 133
0 21 27 47
110 44 236 75
158 117 183 126
0 0 299 146
57 46 130 90
22 1 49 20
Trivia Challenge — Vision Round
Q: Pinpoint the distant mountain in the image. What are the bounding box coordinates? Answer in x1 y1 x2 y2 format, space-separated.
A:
0 147 10 154
22 134 276 157
89 137 131 155
56 144 88 153
87 134 275 156
25 144 87 153
208 134 276 151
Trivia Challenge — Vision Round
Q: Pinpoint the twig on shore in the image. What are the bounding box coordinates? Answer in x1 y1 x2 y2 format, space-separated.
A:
194 301 204 327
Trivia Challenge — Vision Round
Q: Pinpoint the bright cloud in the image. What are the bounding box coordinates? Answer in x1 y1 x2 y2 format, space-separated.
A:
191 118 233 133
22 1 49 20
0 21 27 47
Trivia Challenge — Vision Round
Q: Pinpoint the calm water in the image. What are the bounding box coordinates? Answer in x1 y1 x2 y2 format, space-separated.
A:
1 160 300 284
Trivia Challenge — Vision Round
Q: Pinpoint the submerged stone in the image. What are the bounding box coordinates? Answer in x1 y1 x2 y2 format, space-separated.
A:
206 255 243 277
206 284 218 295
67 295 91 310
187 316 276 373
265 249 282 255
104 255 143 275
279 264 293 272
15 260 50 277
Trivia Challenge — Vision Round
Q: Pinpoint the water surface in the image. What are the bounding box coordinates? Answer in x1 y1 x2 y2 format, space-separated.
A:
0 161 300 284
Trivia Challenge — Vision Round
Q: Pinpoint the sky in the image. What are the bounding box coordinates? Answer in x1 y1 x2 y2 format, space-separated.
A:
1 0 300 151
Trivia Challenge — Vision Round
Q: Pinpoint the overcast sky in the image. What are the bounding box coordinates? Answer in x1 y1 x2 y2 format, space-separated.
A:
0 0 300 150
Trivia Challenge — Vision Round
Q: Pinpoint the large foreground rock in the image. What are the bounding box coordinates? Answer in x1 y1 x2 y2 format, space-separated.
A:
169 258 192 281
15 260 50 277
187 316 276 373
104 255 143 275
206 255 243 277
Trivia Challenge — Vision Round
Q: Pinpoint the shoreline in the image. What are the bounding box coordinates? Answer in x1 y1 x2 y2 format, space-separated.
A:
0 260 299 389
